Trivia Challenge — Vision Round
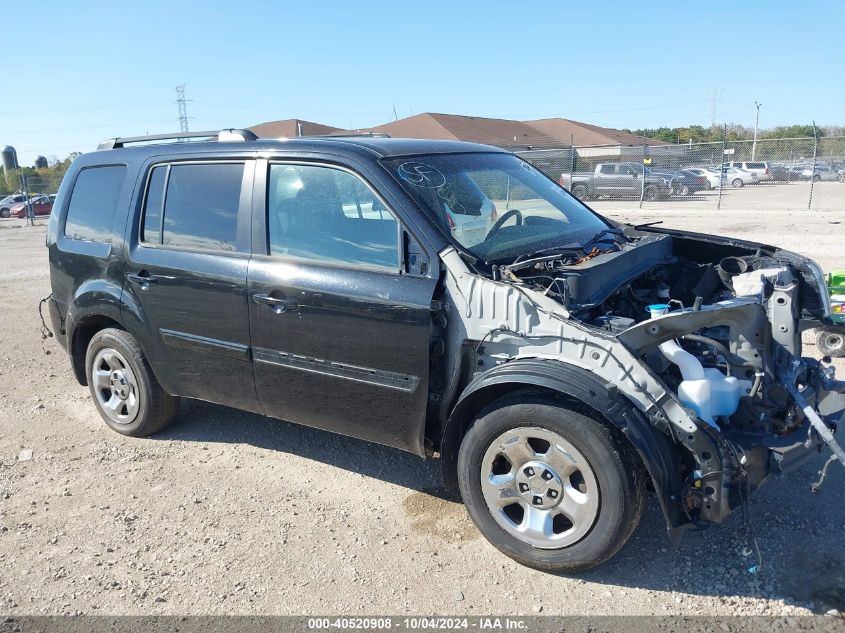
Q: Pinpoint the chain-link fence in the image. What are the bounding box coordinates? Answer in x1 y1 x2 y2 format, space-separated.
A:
0 172 51 222
514 135 845 214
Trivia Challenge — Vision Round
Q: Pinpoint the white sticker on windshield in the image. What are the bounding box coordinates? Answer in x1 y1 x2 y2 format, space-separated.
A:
397 161 446 189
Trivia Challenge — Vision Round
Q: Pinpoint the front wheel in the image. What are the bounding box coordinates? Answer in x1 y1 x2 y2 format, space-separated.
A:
643 184 659 201
813 174 821 182
817 328 845 358
457 394 645 572
85 327 181 436
678 185 690 196
0 208 9 218
732 178 744 187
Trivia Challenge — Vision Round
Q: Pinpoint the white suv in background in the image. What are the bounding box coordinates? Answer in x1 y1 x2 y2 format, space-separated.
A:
723 161 772 182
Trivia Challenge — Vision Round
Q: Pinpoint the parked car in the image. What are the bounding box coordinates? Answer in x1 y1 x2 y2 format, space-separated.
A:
668 169 709 196
682 168 720 190
721 166 758 187
768 163 793 181
685 167 756 188
794 164 838 182
722 161 772 182
11 194 53 218
0 193 27 218
47 129 845 573
560 162 673 200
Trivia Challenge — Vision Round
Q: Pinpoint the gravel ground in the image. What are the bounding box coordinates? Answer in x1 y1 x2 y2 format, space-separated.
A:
1 183 844 617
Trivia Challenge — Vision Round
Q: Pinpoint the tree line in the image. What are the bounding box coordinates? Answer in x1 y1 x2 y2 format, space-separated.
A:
622 124 843 144
0 153 79 195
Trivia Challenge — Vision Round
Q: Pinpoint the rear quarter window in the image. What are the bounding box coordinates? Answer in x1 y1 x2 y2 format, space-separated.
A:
64 165 126 242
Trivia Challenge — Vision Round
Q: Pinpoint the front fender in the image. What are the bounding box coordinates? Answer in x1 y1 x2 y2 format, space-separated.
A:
442 358 688 533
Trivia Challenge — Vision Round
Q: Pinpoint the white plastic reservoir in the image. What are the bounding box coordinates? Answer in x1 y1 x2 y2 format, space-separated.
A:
647 304 751 429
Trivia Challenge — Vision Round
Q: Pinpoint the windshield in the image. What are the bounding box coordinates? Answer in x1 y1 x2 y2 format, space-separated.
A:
384 153 608 261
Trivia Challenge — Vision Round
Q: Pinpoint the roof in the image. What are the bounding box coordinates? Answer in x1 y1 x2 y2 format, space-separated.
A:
248 118 345 138
247 112 667 148
524 118 662 147
366 113 561 147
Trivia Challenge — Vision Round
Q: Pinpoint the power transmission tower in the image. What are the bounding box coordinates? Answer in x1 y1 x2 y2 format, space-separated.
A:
176 85 189 134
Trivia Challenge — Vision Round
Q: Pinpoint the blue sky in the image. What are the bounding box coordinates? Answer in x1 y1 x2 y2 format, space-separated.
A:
4 0 843 165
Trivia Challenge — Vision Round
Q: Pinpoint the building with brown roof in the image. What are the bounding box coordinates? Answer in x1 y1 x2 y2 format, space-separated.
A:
248 112 665 150
248 118 344 138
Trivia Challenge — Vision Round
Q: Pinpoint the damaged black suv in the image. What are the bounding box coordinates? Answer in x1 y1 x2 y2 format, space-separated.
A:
46 129 845 572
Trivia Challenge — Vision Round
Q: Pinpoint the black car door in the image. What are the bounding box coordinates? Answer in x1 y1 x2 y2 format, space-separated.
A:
123 158 260 413
247 159 437 454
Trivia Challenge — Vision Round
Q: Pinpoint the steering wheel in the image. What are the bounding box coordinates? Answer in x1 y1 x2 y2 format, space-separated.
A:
487 209 522 238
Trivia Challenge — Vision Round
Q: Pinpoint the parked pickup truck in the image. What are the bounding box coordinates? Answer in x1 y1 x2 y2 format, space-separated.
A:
560 162 674 201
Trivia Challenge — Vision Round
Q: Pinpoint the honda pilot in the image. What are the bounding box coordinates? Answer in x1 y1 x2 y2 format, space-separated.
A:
46 129 845 572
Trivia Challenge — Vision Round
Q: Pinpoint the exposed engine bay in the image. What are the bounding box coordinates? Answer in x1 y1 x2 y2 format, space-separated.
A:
438 226 845 535
501 228 838 437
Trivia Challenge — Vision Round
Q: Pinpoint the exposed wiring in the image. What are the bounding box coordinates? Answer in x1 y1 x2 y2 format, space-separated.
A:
727 440 762 574
37 295 54 356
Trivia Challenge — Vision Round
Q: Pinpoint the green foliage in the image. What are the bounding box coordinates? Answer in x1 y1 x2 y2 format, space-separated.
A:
622 123 826 144
0 153 78 195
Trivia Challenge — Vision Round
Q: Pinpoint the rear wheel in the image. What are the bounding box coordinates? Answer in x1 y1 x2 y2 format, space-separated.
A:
457 394 646 572
643 184 659 201
817 328 845 358
0 208 8 218
732 178 744 188
678 185 690 196
571 183 589 200
85 328 180 436
813 174 821 182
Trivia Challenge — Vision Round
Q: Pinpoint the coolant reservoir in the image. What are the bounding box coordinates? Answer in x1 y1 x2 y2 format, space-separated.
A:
647 304 751 429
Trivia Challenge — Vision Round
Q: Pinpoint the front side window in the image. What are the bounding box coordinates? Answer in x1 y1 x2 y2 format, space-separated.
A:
141 162 244 252
384 153 607 262
64 165 126 242
267 164 399 271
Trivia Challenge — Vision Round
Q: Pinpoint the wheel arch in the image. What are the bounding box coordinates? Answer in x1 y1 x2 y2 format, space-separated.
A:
441 359 688 533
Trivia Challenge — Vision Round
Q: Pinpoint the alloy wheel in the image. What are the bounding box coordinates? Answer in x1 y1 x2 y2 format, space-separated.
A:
90 348 141 424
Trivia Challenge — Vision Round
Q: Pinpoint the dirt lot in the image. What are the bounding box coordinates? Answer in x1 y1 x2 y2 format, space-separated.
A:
1 182 844 616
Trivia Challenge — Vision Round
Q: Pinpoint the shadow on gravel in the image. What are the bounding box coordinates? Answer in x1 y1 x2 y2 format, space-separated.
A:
153 399 455 500
154 400 844 611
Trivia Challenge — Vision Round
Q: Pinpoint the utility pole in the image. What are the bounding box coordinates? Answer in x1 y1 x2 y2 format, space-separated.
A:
752 101 762 160
709 89 718 127
176 85 189 135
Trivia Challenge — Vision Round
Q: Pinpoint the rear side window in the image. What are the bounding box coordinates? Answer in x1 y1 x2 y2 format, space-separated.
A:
141 162 244 252
745 162 765 169
141 166 167 244
64 165 126 242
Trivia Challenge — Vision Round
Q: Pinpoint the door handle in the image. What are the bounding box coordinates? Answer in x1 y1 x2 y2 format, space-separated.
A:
252 293 299 314
126 272 159 286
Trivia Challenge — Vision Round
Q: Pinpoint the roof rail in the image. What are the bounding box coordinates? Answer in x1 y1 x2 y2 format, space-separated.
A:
97 128 258 150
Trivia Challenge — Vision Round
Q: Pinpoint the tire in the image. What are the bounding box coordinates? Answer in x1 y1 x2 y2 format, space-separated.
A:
457 393 646 573
643 184 659 201
85 327 180 436
732 178 744 188
0 208 8 218
571 184 588 200
816 328 845 358
678 185 690 197
813 174 821 183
